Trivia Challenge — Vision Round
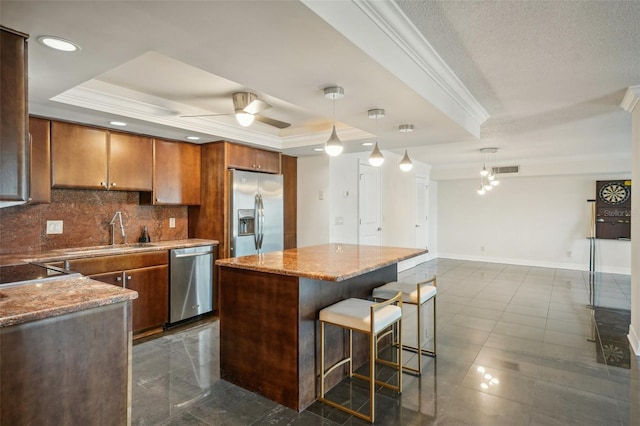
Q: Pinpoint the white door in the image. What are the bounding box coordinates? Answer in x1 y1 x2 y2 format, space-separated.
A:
358 163 382 246
415 176 428 249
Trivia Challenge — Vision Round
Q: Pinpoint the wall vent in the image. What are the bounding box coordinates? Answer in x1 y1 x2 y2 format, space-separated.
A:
492 165 519 175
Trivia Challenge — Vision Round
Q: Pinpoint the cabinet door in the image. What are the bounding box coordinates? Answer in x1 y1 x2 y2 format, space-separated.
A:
125 264 169 333
109 132 153 191
255 149 280 174
28 117 51 204
51 121 109 189
282 154 297 248
0 28 28 203
151 139 201 205
90 271 125 287
226 143 256 171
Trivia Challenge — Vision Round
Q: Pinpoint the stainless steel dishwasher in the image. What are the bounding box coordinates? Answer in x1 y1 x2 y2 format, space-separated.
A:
169 244 216 325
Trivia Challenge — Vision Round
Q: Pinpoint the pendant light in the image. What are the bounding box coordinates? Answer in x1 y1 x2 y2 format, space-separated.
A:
477 147 499 194
323 86 344 156
398 124 414 172
368 109 385 167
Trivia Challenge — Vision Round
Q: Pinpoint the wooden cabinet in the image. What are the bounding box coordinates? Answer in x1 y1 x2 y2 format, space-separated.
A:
27 117 51 204
66 251 168 334
0 27 29 205
282 154 297 249
227 142 280 173
51 121 152 191
108 132 153 191
141 139 201 205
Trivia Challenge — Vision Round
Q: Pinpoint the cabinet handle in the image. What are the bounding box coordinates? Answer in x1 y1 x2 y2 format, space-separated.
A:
111 182 116 187
100 182 107 188
127 275 132 280
252 164 256 169
257 164 262 169
116 276 122 281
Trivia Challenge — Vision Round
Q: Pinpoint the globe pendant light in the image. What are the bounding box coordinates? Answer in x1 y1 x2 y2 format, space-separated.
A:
368 109 385 167
324 86 344 156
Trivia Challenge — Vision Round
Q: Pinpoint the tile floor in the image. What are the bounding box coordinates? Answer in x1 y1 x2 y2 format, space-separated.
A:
131 259 639 425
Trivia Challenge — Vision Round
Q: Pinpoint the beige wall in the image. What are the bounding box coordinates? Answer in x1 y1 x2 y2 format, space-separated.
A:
627 87 640 356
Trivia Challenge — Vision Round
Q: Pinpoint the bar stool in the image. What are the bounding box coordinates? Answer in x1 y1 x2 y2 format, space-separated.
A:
372 275 437 376
318 292 403 423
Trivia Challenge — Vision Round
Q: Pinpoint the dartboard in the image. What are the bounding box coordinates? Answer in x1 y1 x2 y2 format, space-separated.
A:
599 182 630 205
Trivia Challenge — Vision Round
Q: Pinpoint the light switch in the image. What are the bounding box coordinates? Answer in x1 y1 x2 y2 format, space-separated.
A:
169 218 176 228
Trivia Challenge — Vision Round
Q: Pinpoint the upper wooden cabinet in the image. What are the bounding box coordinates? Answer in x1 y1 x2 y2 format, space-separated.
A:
28 117 51 204
141 139 201 205
51 121 153 191
227 143 280 174
0 27 29 204
109 132 153 191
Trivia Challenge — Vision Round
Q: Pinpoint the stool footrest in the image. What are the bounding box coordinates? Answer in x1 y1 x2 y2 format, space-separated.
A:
323 358 352 379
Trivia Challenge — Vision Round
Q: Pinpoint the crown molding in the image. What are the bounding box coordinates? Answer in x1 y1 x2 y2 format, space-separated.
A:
302 0 489 138
621 85 640 112
51 82 284 149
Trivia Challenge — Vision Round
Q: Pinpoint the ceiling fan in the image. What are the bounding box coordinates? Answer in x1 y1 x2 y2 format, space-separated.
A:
180 92 291 129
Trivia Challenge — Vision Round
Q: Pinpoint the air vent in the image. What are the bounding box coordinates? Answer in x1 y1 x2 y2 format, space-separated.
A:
492 165 519 175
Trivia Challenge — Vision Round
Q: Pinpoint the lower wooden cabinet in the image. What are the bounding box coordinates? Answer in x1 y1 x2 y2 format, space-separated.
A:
66 251 168 334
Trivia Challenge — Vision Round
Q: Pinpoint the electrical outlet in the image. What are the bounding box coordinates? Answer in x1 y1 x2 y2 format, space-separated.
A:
169 218 176 228
335 216 344 225
46 220 63 234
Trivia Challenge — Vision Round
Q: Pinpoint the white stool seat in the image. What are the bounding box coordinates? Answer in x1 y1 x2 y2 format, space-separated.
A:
372 281 437 305
318 292 403 423
320 298 402 334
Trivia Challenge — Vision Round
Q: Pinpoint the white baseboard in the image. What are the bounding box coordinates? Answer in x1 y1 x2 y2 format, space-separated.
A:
628 325 640 357
435 252 631 275
398 253 431 272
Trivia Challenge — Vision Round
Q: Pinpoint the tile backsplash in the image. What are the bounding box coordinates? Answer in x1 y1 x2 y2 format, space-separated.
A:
0 189 188 255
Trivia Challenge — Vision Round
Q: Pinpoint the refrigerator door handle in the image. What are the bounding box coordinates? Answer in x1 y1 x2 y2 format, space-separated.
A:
254 193 260 250
257 194 264 250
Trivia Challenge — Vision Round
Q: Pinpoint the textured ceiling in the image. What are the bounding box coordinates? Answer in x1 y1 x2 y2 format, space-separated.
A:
1 0 639 178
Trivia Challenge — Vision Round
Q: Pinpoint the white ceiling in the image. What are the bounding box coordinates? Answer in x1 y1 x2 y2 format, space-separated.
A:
2 0 638 179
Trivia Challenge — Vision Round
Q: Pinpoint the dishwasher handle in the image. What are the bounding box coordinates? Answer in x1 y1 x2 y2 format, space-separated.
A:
173 250 215 259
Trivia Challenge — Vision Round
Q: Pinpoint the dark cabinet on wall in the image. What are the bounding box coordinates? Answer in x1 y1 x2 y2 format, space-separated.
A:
51 121 153 191
140 139 201 205
0 27 29 204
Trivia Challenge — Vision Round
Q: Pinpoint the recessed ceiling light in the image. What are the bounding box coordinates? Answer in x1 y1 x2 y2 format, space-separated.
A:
313 147 324 152
186 136 200 141
37 35 80 52
109 121 127 126
361 142 374 146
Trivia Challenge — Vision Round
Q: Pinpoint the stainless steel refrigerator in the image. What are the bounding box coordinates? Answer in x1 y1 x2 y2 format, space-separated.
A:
229 169 283 257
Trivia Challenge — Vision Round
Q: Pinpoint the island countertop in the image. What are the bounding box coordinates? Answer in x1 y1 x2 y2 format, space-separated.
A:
215 243 427 281
0 275 138 327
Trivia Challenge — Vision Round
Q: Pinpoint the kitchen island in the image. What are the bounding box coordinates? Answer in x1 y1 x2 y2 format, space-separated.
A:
216 243 427 411
0 274 138 425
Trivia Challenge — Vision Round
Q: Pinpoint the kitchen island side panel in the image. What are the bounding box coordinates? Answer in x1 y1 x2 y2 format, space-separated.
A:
0 302 132 425
219 263 396 412
219 267 300 409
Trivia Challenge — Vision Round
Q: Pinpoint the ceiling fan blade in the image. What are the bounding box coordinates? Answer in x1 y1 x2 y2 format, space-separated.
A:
254 114 291 129
243 99 271 115
180 112 231 118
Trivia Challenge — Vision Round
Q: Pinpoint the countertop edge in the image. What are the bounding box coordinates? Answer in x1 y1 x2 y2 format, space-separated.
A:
216 246 428 281
0 276 139 328
1 238 219 266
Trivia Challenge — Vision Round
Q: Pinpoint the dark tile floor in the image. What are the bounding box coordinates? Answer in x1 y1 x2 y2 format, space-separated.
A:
131 259 639 425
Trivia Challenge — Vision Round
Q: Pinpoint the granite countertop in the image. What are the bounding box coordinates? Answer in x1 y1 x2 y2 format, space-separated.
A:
0 238 218 266
0 275 138 327
215 243 428 281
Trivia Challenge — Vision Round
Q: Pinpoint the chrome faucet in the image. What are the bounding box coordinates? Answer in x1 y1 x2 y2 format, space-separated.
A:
109 211 126 245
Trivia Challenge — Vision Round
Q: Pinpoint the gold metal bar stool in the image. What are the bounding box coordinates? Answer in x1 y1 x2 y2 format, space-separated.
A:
372 275 437 376
318 292 403 423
